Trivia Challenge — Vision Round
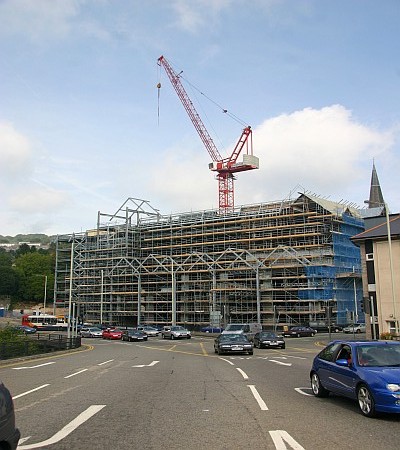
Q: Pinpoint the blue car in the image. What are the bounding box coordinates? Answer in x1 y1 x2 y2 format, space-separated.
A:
310 340 400 417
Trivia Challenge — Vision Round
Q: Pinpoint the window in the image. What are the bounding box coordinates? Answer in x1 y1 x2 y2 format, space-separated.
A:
318 343 341 362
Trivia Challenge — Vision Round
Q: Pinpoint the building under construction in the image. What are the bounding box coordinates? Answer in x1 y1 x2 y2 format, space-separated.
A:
54 192 366 329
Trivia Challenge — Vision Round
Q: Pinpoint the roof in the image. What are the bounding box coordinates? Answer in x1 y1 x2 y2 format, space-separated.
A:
352 214 400 242
300 193 363 218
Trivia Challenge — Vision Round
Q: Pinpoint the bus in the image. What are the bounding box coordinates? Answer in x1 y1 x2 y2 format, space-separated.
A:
22 314 68 331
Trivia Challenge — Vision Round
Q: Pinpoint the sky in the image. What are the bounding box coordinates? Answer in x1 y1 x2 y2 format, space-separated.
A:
1 0 399 236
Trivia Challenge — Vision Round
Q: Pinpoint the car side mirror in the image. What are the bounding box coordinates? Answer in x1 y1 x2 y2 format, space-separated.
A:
336 358 350 367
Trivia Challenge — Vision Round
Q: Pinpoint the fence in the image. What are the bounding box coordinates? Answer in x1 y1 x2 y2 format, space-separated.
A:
0 334 81 360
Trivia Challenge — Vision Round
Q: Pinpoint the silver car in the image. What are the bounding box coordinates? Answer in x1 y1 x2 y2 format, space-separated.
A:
137 326 160 337
162 326 191 340
343 323 366 334
80 327 103 338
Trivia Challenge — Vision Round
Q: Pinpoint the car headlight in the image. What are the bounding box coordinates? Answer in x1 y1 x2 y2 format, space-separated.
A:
387 384 400 392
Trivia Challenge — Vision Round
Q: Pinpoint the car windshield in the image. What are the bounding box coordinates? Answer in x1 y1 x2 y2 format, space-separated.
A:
225 324 244 331
220 334 247 342
89 328 101 331
357 344 400 367
171 326 185 331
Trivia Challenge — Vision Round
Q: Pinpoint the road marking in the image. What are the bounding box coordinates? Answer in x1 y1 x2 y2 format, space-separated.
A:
64 369 88 378
269 360 292 366
98 359 114 366
236 368 249 379
17 405 106 449
294 387 313 396
200 342 208 356
13 384 50 400
132 360 159 368
218 357 235 365
248 385 268 410
12 362 55 370
269 430 305 449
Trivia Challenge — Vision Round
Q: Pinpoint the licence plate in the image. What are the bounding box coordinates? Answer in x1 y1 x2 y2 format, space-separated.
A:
270 342 278 345
232 346 243 351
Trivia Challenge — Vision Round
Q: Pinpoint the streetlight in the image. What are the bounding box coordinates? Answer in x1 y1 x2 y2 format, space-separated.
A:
43 275 48 314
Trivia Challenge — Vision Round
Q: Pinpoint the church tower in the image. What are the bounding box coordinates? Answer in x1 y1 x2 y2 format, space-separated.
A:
366 162 385 208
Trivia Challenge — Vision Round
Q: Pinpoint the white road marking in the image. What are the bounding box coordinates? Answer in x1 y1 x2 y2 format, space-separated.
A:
218 357 235 365
269 360 292 366
17 405 106 449
236 368 249 379
97 359 114 366
12 362 55 370
13 384 50 400
132 360 159 368
248 385 268 410
64 369 88 379
269 430 305 450
294 387 314 396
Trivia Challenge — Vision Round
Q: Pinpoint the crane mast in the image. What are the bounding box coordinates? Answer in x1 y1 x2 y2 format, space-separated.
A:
157 55 259 212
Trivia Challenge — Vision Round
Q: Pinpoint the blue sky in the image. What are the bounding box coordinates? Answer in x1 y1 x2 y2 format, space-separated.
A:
1 0 399 236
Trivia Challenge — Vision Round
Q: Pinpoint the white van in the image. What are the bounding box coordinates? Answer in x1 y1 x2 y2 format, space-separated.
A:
221 323 262 341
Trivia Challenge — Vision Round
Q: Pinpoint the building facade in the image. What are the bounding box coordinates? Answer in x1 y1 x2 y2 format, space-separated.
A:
54 193 365 330
352 214 400 338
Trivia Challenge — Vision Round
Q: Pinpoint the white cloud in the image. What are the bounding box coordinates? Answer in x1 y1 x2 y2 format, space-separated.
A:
147 105 398 213
0 122 33 179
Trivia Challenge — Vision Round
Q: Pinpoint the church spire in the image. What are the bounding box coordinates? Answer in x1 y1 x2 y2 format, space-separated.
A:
367 161 385 208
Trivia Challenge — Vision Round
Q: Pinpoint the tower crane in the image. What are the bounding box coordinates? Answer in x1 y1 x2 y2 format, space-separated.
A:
157 55 259 212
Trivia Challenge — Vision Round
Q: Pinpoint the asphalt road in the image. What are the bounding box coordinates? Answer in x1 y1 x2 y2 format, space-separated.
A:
1 333 399 449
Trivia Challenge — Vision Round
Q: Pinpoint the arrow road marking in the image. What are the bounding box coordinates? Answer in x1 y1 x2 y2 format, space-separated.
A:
17 405 106 449
269 430 305 449
132 360 159 368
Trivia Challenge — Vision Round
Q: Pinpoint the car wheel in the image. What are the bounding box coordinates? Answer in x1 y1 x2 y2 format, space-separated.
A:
297 333 301 338
249 351 253 355
356 329 361 334
162 334 165 339
281 345 286 349
214 347 218 353
357 384 376 417
171 334 175 340
311 373 329 397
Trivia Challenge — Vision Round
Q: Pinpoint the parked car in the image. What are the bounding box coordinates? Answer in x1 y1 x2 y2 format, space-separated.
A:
14 325 37 334
310 340 400 417
214 333 253 355
122 329 148 342
253 331 286 349
161 326 191 340
80 327 103 338
0 380 20 450
201 326 224 333
102 328 123 340
343 323 366 334
283 326 316 337
137 326 160 337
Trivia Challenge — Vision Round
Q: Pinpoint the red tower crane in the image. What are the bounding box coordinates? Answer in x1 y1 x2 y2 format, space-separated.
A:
157 55 259 212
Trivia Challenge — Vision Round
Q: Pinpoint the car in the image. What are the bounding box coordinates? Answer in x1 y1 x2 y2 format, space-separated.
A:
122 329 148 342
14 325 37 334
283 326 316 337
137 326 160 337
343 323 366 334
161 326 191 340
310 340 400 417
102 328 123 340
214 333 253 355
80 327 103 338
253 331 286 349
201 326 224 333
0 381 20 450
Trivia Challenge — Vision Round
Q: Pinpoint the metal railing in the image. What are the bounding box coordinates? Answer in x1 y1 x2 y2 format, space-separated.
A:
0 334 81 361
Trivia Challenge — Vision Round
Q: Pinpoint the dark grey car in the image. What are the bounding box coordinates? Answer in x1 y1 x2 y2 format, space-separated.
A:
0 381 20 450
253 331 285 349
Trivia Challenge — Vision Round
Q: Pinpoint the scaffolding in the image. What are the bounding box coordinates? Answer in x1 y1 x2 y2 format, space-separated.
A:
54 194 365 329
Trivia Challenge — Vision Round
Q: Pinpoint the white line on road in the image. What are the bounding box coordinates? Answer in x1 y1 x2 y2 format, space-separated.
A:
64 369 88 378
12 362 55 370
269 360 292 366
236 368 249 379
294 387 314 396
247 385 268 410
132 360 159 368
97 359 114 366
13 384 50 400
269 430 305 449
218 357 235 365
17 405 106 449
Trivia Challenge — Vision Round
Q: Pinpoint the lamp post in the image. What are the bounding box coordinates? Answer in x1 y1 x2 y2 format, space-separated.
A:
43 275 48 314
